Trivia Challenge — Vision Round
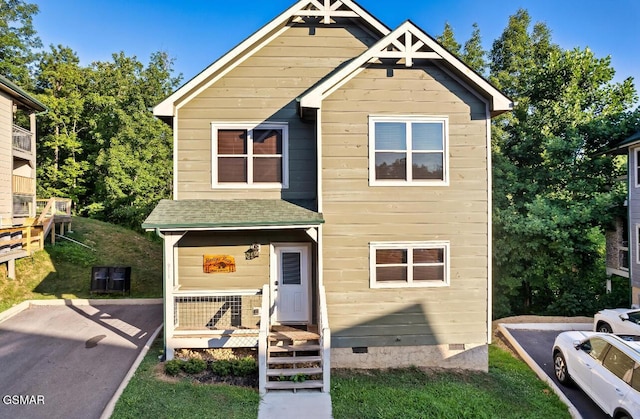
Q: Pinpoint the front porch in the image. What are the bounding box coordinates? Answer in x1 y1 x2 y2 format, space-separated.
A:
142 198 328 394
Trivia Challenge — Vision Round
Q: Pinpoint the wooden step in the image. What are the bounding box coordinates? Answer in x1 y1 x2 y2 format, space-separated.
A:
264 380 324 390
267 367 323 376
269 332 320 342
268 355 321 365
268 344 320 353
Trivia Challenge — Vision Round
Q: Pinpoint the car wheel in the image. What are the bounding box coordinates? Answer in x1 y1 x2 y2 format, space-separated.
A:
554 352 571 385
598 322 613 333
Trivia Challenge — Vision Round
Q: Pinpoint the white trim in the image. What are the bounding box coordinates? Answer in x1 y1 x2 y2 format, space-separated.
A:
634 148 640 188
636 224 640 266
368 115 449 186
146 224 321 233
153 0 390 117
485 104 492 344
270 243 312 324
369 241 450 288
300 20 512 113
211 121 289 189
173 114 178 199
316 109 323 212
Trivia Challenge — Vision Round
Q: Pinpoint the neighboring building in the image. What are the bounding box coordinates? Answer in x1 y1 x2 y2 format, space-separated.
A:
607 130 640 305
144 0 512 393
0 75 46 278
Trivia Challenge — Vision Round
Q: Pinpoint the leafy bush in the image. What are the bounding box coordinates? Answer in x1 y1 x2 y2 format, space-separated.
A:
182 358 207 374
164 359 183 376
211 358 257 377
211 360 233 376
232 357 258 377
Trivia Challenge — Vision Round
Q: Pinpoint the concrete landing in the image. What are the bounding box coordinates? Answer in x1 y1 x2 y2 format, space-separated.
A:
258 391 333 419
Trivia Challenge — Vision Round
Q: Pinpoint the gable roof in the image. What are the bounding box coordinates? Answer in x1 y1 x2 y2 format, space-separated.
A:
0 75 46 112
153 0 390 118
611 130 640 151
299 20 513 116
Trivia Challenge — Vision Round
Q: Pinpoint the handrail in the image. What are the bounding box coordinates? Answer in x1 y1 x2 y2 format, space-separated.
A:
258 283 270 395
318 284 331 393
36 198 54 224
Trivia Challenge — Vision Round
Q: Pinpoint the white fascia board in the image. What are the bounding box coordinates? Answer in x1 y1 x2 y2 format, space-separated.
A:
403 21 512 113
153 0 390 117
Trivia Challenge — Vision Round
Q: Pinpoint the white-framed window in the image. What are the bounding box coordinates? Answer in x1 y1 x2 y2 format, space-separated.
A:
635 148 640 188
369 241 450 288
368 116 449 186
211 122 289 188
636 224 640 266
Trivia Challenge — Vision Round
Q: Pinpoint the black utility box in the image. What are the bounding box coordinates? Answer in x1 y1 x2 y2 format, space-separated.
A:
91 266 131 295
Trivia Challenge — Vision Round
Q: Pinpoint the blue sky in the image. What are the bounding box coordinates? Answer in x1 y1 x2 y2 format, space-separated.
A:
32 0 640 90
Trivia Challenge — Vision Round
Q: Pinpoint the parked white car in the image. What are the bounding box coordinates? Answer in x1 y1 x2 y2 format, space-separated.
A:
594 309 640 334
553 331 640 418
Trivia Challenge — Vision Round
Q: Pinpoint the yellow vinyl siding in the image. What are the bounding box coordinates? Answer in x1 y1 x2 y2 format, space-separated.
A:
176 230 311 290
176 24 377 200
322 64 490 347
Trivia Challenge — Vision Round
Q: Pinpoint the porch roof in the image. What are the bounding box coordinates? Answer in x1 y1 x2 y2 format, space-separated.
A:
142 199 324 231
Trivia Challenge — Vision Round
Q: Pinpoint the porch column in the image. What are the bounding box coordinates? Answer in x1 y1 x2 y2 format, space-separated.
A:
162 231 184 360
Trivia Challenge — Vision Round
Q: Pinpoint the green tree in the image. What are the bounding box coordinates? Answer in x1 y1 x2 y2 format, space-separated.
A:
490 9 639 317
462 23 486 74
35 45 90 202
85 52 181 228
0 0 40 87
436 22 461 56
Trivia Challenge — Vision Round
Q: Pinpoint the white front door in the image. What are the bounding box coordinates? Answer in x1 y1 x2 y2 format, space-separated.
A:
272 244 310 324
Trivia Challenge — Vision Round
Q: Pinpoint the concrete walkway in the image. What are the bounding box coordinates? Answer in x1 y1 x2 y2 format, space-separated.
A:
258 391 333 419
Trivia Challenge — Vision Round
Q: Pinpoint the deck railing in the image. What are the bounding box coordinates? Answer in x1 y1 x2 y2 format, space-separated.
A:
12 125 32 153
12 175 35 195
36 198 72 219
12 195 33 217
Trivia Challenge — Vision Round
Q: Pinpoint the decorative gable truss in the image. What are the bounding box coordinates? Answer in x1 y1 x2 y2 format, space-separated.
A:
293 0 360 24
300 20 512 115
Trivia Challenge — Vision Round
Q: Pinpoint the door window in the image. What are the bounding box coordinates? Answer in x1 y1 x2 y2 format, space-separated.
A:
282 252 301 285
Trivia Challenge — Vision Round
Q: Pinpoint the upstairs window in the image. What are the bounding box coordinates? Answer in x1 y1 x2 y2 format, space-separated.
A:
369 116 448 186
212 122 288 188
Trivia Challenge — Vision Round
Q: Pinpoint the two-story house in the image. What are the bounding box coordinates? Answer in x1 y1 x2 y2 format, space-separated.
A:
144 0 512 394
0 75 46 278
606 130 640 305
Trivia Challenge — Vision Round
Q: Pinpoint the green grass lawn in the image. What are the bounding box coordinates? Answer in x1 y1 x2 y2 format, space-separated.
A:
0 216 163 311
114 342 570 419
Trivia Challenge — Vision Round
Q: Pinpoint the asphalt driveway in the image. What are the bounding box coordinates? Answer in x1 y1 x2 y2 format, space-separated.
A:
501 325 609 419
0 300 162 419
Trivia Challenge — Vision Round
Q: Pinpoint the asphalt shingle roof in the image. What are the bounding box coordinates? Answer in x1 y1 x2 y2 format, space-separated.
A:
142 199 324 230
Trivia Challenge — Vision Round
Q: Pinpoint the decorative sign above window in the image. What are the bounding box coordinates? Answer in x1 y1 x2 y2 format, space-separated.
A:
203 255 236 273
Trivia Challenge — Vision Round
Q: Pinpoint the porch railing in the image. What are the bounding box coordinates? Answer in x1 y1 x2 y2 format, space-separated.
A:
12 175 35 195
173 289 263 332
318 284 331 393
12 194 33 217
12 125 32 153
